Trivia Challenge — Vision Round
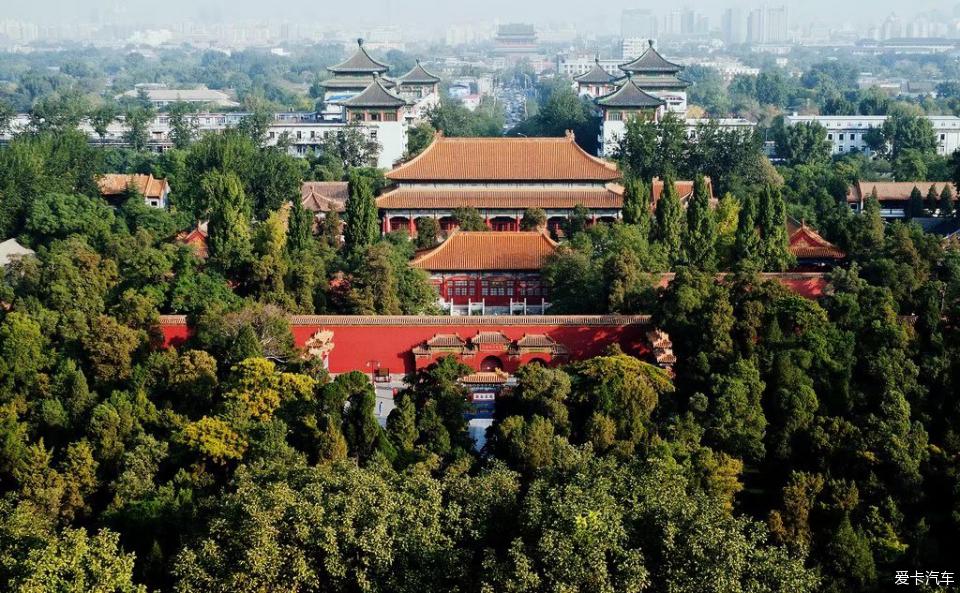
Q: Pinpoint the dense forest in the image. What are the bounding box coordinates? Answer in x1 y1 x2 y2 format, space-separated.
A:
0 43 959 592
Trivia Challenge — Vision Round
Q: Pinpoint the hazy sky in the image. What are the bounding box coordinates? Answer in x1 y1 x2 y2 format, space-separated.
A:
3 0 957 32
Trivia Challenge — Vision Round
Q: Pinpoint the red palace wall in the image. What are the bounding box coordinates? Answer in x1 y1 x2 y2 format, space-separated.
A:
158 315 653 375
655 272 829 300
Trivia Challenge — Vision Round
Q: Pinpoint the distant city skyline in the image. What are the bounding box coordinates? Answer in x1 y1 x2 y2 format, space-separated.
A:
2 0 959 39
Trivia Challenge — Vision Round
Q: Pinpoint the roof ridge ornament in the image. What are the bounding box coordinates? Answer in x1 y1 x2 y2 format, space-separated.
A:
648 39 654 47
357 38 364 47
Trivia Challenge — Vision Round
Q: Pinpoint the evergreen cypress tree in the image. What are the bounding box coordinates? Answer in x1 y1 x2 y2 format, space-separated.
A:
415 217 440 249
734 193 761 268
622 177 646 225
321 210 342 249
452 207 487 232
859 187 884 252
286 197 314 254
638 181 653 241
520 207 547 231
683 175 717 270
205 171 253 276
757 185 793 271
624 178 652 241
925 184 939 213
907 185 924 219
565 204 591 239
652 175 684 263
939 183 955 218
343 170 379 258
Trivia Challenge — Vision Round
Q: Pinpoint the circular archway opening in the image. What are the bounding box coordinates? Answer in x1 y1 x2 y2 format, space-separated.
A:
480 356 504 372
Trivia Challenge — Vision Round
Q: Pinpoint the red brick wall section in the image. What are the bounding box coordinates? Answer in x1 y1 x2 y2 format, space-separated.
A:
775 277 827 299
161 323 191 349
158 316 652 375
654 273 828 298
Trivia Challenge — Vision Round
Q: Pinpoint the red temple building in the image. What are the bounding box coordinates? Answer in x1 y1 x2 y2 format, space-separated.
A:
787 218 846 271
410 230 557 315
175 223 209 259
379 132 623 234
378 132 711 236
301 181 348 218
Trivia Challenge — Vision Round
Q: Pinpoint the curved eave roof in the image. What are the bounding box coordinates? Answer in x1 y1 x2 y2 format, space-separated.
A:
320 75 382 90
574 62 617 84
399 60 441 85
335 78 407 108
787 218 846 259
595 79 666 108
328 41 390 74
377 183 625 209
613 75 690 90
619 44 683 74
386 132 621 182
410 230 559 271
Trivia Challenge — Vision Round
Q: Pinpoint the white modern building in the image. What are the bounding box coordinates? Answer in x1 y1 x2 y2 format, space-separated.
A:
117 86 240 109
1 111 408 170
558 55 622 78
621 38 652 60
685 118 757 135
747 5 790 44
783 114 960 157
675 57 760 82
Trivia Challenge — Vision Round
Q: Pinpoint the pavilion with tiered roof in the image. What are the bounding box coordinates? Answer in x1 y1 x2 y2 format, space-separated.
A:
586 41 691 156
617 40 690 112
573 58 618 98
319 39 443 125
396 60 442 100
335 76 407 122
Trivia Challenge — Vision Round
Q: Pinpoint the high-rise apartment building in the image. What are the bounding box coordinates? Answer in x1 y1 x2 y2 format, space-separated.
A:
747 6 789 44
722 8 747 44
621 9 658 39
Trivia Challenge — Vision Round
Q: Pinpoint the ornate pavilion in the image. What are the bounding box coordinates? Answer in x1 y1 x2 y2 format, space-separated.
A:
574 41 691 156
319 39 442 122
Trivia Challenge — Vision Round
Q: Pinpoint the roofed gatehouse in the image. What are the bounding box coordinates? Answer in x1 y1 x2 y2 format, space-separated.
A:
410 230 558 315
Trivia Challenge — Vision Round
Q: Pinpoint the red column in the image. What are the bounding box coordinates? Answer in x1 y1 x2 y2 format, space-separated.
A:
591 214 597 226
408 216 416 235
485 215 492 230
381 215 389 235
515 214 521 231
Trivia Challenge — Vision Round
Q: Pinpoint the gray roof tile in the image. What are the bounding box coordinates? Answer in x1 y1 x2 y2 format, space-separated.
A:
595 77 666 108
619 41 683 74
328 39 390 74
335 77 407 108
399 60 441 84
